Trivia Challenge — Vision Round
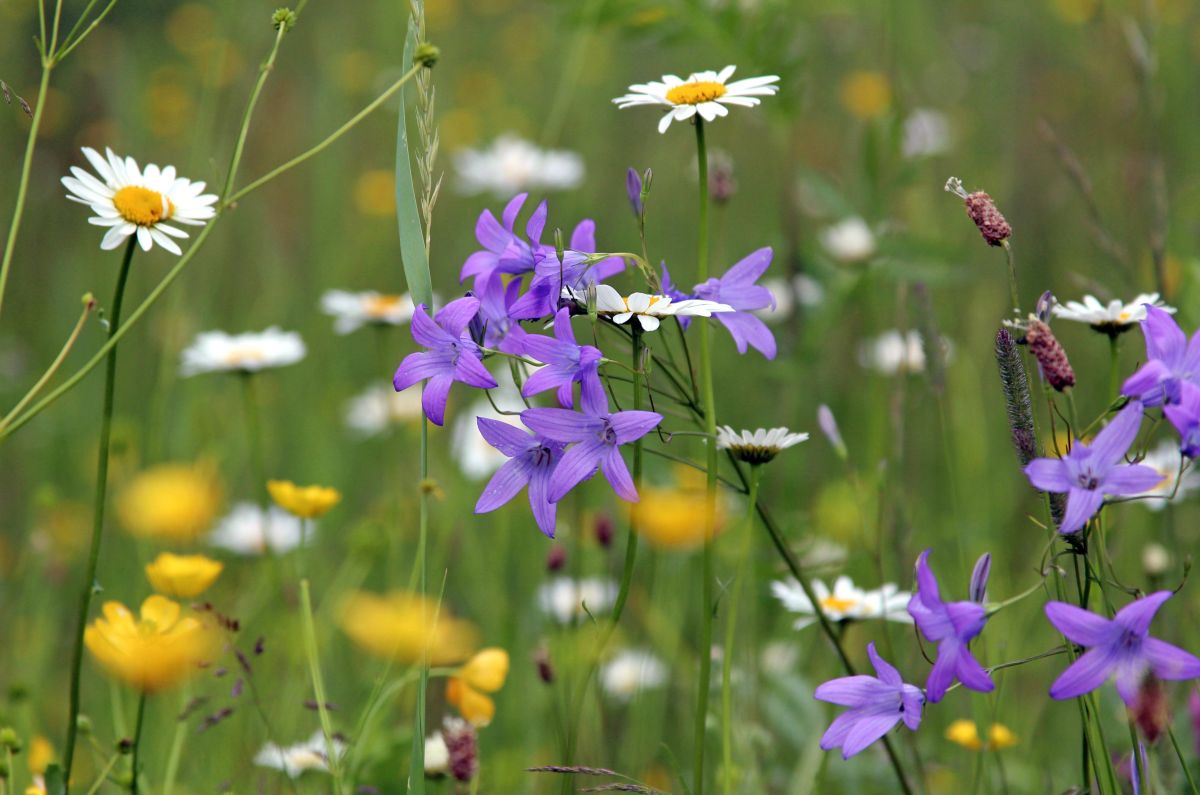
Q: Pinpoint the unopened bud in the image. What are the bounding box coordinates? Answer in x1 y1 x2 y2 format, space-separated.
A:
414 43 440 68
116 738 133 755
545 545 566 572
0 728 18 751
1025 319 1075 392
816 405 847 461
534 646 555 684
81 292 97 310
75 715 92 735
271 7 296 31
594 513 614 548
946 177 1011 247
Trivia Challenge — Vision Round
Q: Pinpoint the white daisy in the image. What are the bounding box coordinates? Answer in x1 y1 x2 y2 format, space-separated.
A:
320 289 416 334
343 384 424 437
575 284 732 332
1130 440 1200 511
716 425 808 464
61 147 217 255
1052 293 1175 334
208 502 303 555
424 731 450 776
454 134 585 197
600 649 668 701
770 575 912 630
901 108 953 159
819 217 876 263
857 329 948 375
179 327 306 376
536 576 619 625
253 731 346 779
613 65 780 134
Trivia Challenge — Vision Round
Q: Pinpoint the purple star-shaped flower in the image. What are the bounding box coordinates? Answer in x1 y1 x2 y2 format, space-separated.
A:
459 193 545 282
814 642 925 759
470 270 527 354
521 406 662 503
907 549 994 702
519 308 605 411
393 296 498 426
1045 591 1200 705
1121 305 1200 407
508 220 624 320
1164 382 1200 458
693 247 778 359
1023 400 1164 534
474 417 564 538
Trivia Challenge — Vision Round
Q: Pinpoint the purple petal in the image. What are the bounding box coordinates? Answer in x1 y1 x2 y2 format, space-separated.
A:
520 334 570 366
900 688 924 731
913 549 942 607
954 647 995 693
552 307 576 344
476 417 532 457
1090 401 1144 470
1049 646 1119 701
475 209 510 251
475 458 531 513
393 351 445 392
1045 601 1118 647
528 466 557 537
601 445 638 502
411 304 451 347
501 193 527 231
522 407 598 443
716 312 777 359
607 410 662 444
1058 488 1105 535
522 366 569 400
720 247 772 285
525 199 548 243
866 642 901 687
579 368 608 415
436 297 483 337
818 711 857 752
422 374 454 426
840 710 902 759
1113 591 1173 637
454 351 499 390
1143 637 1200 681
569 219 596 252
944 601 986 641
1024 458 1073 492
547 439 604 502
1101 464 1167 495
555 381 574 409
1122 360 1171 403
814 675 890 707
1142 305 1186 364
460 250 499 281
925 642 959 703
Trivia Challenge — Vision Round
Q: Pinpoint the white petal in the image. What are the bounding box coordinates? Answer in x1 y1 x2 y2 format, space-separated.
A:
100 224 131 250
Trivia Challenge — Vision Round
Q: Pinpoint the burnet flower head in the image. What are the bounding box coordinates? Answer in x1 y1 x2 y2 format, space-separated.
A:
62 147 217 254
717 425 807 464
613 66 780 133
180 328 306 376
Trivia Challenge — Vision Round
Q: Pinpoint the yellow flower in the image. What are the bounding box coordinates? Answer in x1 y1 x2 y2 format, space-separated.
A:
116 463 221 542
352 170 397 217
338 591 478 666
84 595 217 692
630 472 727 549
145 552 223 598
839 71 891 120
447 648 508 727
27 735 53 776
945 719 1018 750
267 480 342 519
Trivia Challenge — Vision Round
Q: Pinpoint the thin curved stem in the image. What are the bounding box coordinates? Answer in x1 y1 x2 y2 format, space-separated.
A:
222 23 289 199
0 66 52 321
0 294 95 433
130 692 147 795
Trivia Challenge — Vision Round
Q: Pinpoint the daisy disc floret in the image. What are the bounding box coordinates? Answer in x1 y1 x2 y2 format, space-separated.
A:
62 147 217 255
613 66 780 133
716 425 807 464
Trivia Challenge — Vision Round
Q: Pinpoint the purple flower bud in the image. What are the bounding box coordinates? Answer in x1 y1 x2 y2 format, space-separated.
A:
1035 291 1055 323
546 545 567 572
594 512 614 548
626 168 643 217
817 405 847 459
969 553 991 604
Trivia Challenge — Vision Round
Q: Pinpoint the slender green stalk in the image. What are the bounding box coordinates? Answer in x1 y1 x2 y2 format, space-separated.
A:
0 294 95 433
1108 334 1120 401
160 687 190 795
240 374 268 503
300 580 344 795
1001 240 1019 314
130 693 147 795
692 117 717 795
1167 725 1200 794
221 23 289 199
721 465 761 795
0 66 52 320
63 238 136 783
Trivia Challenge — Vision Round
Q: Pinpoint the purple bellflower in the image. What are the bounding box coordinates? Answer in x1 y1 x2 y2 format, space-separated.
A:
460 193 546 282
474 418 564 538
470 270 527 354
393 297 497 426
626 168 643 217
1045 591 1200 705
509 220 624 320
693 247 778 359
519 308 605 411
969 553 991 604
1023 400 1163 534
1121 305 1200 407
1163 382 1200 458
814 642 924 759
521 406 662 503
907 549 994 702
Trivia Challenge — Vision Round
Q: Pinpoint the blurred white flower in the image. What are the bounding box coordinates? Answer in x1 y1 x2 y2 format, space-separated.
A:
253 731 345 779
208 502 303 555
901 109 953 158
857 329 950 375
61 146 217 255
537 576 619 624
320 290 416 334
756 275 824 324
451 382 526 480
180 328 305 376
600 649 668 701
819 217 875 263
424 731 449 776
454 135 584 197
771 575 912 629
760 641 799 675
344 384 424 437
1131 440 1200 511
1052 293 1175 334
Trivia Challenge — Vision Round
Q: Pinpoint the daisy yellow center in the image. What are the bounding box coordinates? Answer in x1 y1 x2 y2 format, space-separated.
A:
223 349 266 368
820 596 859 613
665 81 726 106
365 294 404 317
113 186 173 226
1117 310 1131 322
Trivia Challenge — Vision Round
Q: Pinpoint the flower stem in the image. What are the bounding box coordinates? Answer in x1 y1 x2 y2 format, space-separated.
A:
130 692 147 795
692 117 717 795
1108 334 1120 401
300 579 344 795
721 465 760 795
240 374 268 506
160 686 190 795
62 237 136 783
1001 240 1019 314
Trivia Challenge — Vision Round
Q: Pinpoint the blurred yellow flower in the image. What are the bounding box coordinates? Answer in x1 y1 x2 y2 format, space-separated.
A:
145 552 223 598
338 591 478 666
27 735 53 776
165 3 215 54
447 647 509 727
352 170 397 217
839 71 891 120
631 476 727 550
117 463 221 542
945 719 1018 750
1051 0 1098 24
84 595 217 692
267 480 342 519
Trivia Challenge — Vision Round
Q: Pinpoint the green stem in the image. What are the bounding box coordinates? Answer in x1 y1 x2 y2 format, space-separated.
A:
130 692 147 795
693 117 717 795
300 580 344 795
161 687 190 795
721 465 760 795
0 295 94 433
1108 334 1120 402
240 375 268 504
1168 725 1200 794
62 237 136 784
1001 240 1019 314
221 23 288 199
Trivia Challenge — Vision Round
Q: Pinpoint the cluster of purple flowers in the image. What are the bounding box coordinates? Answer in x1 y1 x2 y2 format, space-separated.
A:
393 189 781 536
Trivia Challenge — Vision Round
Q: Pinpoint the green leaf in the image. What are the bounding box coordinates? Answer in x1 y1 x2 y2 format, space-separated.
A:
44 763 66 795
395 26 433 309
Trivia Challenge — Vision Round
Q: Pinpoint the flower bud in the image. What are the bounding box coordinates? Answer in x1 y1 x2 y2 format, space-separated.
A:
945 177 1011 247
626 168 643 218
969 553 991 604
1025 319 1075 392
271 8 296 31
534 646 555 684
594 513 614 548
0 728 18 751
545 545 566 572
414 43 440 68
816 405 847 460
